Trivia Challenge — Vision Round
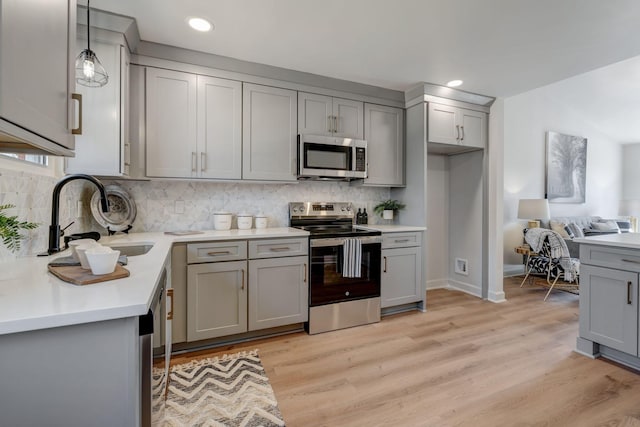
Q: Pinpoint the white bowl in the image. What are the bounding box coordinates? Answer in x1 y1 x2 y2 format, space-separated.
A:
75 242 101 269
255 215 268 229
237 214 253 230
69 239 98 261
213 212 233 230
85 248 120 275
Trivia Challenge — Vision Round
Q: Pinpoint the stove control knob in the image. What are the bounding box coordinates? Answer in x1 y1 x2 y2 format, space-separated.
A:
293 207 299 213
345 291 350 296
341 207 346 212
346 206 351 211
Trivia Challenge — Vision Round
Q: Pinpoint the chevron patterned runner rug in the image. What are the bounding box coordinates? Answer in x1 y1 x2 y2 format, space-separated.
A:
152 349 285 426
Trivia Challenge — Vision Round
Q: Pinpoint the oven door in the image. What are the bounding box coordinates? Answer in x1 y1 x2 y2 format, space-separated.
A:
309 237 381 306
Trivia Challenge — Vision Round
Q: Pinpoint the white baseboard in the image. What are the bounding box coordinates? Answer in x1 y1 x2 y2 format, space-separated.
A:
488 290 506 303
503 264 524 277
447 279 482 298
427 279 504 302
426 279 449 290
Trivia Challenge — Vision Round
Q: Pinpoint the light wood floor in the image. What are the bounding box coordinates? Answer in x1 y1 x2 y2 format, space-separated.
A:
168 278 640 427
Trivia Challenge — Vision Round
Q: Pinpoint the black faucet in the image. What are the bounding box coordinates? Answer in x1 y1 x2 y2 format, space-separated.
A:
45 174 109 255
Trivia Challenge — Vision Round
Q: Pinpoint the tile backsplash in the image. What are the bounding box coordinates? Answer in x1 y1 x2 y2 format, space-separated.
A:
0 167 390 259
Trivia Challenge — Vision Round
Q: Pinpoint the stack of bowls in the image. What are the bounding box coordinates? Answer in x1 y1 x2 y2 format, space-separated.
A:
71 240 120 275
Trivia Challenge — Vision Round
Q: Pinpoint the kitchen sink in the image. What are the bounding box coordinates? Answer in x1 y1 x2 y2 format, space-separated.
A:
106 243 154 257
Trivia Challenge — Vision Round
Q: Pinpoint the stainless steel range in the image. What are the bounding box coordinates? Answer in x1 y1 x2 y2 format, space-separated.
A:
289 202 382 334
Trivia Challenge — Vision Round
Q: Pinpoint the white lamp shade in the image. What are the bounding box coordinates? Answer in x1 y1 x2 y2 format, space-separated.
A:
517 199 550 220
619 200 640 216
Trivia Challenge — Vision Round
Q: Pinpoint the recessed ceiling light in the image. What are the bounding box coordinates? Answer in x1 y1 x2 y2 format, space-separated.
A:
188 17 213 32
446 80 463 88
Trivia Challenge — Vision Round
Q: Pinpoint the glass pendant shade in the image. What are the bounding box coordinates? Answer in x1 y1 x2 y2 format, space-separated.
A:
75 0 108 88
75 49 108 87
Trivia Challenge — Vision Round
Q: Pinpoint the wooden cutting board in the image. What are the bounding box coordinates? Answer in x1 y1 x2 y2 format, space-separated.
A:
48 264 130 285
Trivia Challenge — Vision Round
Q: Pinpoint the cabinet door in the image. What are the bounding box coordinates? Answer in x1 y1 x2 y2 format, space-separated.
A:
579 264 638 355
333 97 364 139
66 39 123 175
248 256 308 331
459 108 486 149
0 0 76 149
146 68 197 178
364 104 404 186
187 261 247 341
298 92 332 136
243 83 297 181
381 246 422 308
427 103 458 145
197 76 242 179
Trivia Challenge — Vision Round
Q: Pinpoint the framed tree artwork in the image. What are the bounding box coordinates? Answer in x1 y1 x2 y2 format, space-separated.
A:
545 131 587 203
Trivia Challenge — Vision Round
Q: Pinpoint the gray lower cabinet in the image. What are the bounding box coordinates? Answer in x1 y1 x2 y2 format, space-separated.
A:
579 264 638 355
187 260 247 341
248 255 308 330
381 232 422 308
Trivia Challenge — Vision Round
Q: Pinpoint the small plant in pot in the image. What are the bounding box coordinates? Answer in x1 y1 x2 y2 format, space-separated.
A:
0 204 38 252
373 199 406 221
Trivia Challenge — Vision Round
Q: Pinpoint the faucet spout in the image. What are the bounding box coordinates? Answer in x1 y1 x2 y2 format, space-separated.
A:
45 174 109 255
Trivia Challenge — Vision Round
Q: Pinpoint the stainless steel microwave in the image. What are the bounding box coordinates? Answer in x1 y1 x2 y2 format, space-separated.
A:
298 134 367 180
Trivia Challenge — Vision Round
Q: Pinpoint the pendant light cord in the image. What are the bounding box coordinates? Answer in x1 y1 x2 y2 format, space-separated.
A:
86 0 90 52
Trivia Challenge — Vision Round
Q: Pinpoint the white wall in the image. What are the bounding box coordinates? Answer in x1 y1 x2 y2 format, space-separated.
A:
503 82 623 266
622 143 640 200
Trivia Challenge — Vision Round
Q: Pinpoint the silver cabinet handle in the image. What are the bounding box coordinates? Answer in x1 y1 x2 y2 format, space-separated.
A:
303 263 307 283
201 152 206 172
456 125 460 141
460 125 465 141
333 116 338 133
383 256 387 273
621 259 640 264
269 247 290 252
71 93 83 135
628 281 633 305
328 116 332 133
207 251 232 256
395 239 410 243
241 269 245 291
191 152 197 172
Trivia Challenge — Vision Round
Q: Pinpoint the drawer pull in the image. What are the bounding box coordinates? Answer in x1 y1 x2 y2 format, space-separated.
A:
394 239 410 243
166 288 174 320
621 259 640 264
269 247 290 252
303 263 307 283
628 281 633 305
207 251 232 256
383 256 387 273
241 269 245 291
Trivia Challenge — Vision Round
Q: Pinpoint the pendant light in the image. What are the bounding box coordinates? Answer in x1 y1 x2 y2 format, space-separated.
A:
75 0 108 87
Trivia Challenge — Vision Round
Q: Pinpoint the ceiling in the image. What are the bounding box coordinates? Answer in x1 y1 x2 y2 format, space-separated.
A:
89 0 640 142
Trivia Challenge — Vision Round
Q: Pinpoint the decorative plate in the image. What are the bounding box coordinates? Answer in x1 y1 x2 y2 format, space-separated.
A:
90 185 137 232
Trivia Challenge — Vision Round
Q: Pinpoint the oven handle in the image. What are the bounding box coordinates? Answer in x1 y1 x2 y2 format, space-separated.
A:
310 236 382 247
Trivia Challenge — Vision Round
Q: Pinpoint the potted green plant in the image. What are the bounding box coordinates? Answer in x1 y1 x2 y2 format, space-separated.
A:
373 199 406 220
0 204 38 252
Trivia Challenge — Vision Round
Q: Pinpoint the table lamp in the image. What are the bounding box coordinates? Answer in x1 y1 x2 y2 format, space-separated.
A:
619 200 640 232
517 199 550 228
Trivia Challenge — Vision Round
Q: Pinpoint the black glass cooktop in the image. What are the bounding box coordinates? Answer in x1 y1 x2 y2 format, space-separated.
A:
292 225 381 238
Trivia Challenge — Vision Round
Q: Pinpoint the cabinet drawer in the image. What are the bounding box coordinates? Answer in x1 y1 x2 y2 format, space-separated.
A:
382 232 421 249
581 244 640 273
187 241 247 264
249 238 308 259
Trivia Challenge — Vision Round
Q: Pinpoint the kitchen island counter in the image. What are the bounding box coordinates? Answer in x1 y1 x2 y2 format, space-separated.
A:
0 227 309 335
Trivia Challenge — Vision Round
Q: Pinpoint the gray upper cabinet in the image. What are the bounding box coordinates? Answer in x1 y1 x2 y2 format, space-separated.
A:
66 34 129 176
364 103 404 186
243 83 297 181
428 103 486 150
298 92 363 139
146 68 197 178
146 68 241 179
0 0 77 154
197 76 242 179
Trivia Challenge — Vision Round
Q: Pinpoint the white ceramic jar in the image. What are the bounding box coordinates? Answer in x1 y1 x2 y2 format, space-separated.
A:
213 212 233 230
255 214 268 229
237 213 253 230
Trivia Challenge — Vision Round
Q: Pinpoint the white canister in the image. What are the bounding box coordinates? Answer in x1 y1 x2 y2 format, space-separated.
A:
237 214 253 230
255 214 268 229
213 212 233 230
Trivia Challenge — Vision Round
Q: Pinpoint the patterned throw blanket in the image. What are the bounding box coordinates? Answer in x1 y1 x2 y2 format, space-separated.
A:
524 228 579 282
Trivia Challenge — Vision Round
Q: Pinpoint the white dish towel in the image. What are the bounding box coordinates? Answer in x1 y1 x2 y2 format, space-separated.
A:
342 238 362 278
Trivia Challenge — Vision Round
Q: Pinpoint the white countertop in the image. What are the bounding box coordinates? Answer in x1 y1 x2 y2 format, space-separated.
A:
356 224 427 232
0 227 308 335
575 232 640 250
